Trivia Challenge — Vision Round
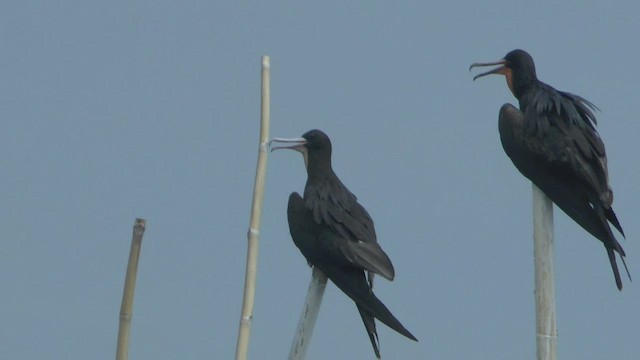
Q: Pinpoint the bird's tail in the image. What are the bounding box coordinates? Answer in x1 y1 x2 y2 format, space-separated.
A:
321 265 418 342
596 206 631 290
608 244 632 284
357 306 381 359
607 247 623 291
605 207 625 238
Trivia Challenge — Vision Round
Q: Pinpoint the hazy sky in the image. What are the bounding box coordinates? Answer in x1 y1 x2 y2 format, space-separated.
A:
2 1 639 359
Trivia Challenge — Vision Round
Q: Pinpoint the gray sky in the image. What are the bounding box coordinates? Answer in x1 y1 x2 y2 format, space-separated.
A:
2 1 639 359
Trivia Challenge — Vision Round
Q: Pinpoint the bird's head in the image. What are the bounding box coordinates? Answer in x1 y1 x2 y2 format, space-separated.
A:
270 129 332 171
470 49 537 99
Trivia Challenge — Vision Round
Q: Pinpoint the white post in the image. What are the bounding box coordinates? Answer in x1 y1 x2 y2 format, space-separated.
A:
235 56 270 360
532 184 557 360
288 267 328 360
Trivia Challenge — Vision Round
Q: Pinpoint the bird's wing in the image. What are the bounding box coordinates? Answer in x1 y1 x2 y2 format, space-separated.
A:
499 104 610 238
304 180 377 242
288 192 416 357
499 104 626 289
345 240 395 281
290 191 395 281
521 88 613 208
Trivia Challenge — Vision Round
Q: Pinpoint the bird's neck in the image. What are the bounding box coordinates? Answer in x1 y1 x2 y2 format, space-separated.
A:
306 162 335 181
512 72 538 101
304 150 335 179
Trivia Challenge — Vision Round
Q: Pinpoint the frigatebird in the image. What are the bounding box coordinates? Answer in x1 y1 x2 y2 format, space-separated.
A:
470 49 630 290
271 129 417 358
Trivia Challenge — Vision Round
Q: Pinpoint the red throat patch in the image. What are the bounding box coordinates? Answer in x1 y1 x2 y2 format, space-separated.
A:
503 68 514 96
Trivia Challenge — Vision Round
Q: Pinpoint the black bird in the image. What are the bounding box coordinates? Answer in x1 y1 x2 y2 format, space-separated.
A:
470 49 630 290
271 129 417 358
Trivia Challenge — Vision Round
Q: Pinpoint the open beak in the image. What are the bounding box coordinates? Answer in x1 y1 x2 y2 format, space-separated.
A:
469 59 508 81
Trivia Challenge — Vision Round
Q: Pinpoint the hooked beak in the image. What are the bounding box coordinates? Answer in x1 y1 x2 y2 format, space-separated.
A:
469 59 508 81
270 136 309 168
269 137 307 152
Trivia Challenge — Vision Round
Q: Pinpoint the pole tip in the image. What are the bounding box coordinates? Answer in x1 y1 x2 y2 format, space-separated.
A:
134 218 146 234
262 56 270 68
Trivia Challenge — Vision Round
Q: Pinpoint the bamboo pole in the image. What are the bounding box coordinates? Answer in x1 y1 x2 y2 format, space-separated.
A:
288 267 328 360
116 218 147 360
532 184 557 360
235 55 271 360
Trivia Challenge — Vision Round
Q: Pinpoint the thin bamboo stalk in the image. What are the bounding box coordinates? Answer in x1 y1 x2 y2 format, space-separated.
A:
116 218 147 360
235 55 271 360
532 184 557 360
288 267 328 360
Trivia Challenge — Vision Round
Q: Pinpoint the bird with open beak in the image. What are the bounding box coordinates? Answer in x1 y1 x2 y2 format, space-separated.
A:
470 49 630 290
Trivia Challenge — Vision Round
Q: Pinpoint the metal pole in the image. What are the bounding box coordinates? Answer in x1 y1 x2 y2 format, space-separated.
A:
532 184 557 360
288 267 328 360
235 56 271 360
